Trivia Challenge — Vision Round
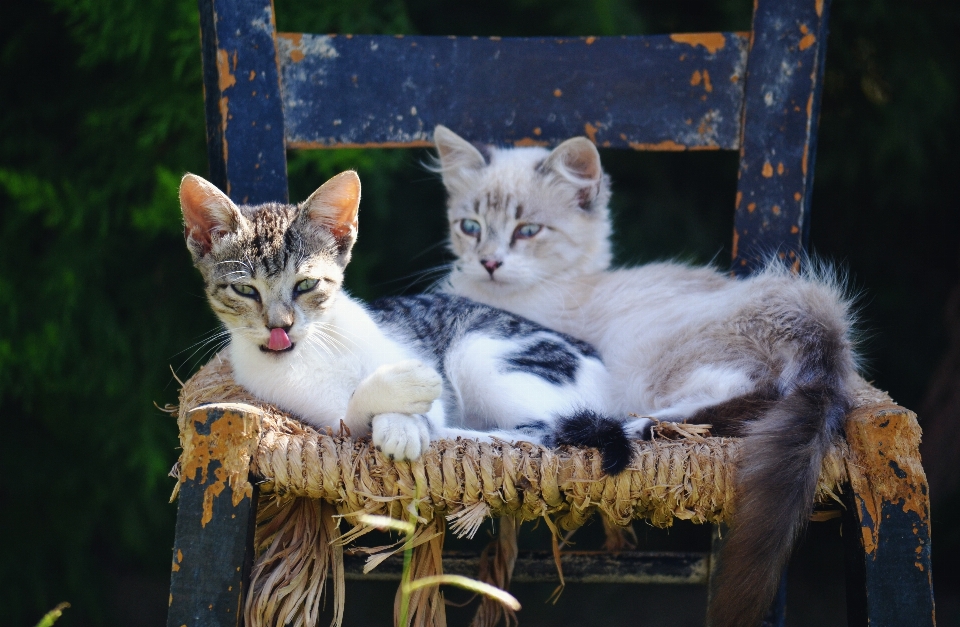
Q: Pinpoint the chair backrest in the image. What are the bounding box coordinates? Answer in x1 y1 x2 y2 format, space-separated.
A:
197 0 831 275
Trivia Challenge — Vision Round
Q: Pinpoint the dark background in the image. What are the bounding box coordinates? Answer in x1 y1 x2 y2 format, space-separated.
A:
2 0 958 625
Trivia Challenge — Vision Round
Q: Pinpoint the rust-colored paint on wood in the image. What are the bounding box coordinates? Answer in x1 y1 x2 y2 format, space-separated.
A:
287 140 434 150
179 405 261 527
845 404 930 556
842 400 936 625
514 138 550 147
689 69 714 92
584 122 599 143
628 140 720 151
217 49 237 92
669 32 727 55
278 33 305 63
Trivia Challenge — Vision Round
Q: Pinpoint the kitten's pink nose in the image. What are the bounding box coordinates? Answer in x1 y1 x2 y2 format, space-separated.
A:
480 258 503 277
267 327 292 351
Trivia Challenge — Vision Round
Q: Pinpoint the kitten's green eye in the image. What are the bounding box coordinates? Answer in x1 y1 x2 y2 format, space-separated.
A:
513 223 543 239
295 278 319 294
232 284 259 299
460 219 482 237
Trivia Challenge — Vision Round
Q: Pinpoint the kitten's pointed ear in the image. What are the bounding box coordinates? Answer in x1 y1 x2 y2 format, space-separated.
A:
433 125 488 191
303 170 361 252
541 137 602 184
180 173 242 257
540 138 607 210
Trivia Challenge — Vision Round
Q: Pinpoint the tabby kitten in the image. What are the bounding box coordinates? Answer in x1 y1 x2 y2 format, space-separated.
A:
433 125 859 627
180 170 631 470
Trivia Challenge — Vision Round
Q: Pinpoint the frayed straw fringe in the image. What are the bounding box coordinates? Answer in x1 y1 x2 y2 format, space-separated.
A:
470 517 519 627
175 355 867 627
246 497 345 627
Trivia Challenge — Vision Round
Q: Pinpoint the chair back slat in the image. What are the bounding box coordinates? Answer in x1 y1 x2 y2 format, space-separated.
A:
198 0 834 275
198 0 289 205
278 33 749 151
732 0 832 274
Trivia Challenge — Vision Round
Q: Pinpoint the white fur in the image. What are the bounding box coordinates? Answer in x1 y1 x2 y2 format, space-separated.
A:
434 127 858 422
183 169 618 462
228 291 443 459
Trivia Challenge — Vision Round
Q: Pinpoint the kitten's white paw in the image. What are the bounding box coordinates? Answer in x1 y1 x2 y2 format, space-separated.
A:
372 413 430 461
369 360 443 416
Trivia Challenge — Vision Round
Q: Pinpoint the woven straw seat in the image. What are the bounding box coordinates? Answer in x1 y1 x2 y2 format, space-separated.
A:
176 355 858 531
169 355 911 627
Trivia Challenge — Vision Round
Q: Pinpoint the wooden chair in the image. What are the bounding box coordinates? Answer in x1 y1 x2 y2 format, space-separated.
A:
167 0 936 624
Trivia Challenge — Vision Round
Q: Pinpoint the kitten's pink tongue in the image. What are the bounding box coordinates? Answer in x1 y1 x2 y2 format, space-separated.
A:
268 328 292 351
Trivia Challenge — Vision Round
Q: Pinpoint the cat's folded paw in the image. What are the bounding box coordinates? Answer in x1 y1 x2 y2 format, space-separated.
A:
371 360 443 416
372 413 431 461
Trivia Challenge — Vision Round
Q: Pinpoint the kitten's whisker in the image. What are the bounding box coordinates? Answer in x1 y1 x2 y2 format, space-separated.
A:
314 321 359 347
175 332 233 371
171 328 231 358
311 329 354 358
373 263 454 293
304 330 335 358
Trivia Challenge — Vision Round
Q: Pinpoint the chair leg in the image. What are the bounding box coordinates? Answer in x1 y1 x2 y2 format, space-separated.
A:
167 405 262 627
842 403 936 627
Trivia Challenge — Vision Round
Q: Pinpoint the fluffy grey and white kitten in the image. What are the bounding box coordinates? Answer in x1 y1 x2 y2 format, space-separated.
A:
179 170 632 471
433 125 859 627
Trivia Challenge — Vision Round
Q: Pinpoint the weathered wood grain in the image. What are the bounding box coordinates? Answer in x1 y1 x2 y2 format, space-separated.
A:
276 33 748 151
198 0 288 204
842 403 936 627
344 550 709 584
167 406 262 627
732 0 832 274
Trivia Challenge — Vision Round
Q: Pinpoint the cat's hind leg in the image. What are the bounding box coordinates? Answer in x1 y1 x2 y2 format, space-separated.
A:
443 333 611 430
646 365 756 423
444 333 632 472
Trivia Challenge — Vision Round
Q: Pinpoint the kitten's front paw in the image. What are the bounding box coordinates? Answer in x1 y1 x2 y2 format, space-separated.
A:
371 360 443 416
372 413 430 461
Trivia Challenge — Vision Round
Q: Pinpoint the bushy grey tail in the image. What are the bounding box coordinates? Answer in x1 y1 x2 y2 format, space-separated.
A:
552 409 633 474
707 328 853 627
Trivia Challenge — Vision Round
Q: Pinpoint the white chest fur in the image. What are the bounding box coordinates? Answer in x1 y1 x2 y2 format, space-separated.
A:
228 294 415 428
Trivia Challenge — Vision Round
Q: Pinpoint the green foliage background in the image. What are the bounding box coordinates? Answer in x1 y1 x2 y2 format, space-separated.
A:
1 0 957 624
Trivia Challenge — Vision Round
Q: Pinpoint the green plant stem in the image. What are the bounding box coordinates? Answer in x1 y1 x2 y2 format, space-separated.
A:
397 490 419 627
33 603 70 627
